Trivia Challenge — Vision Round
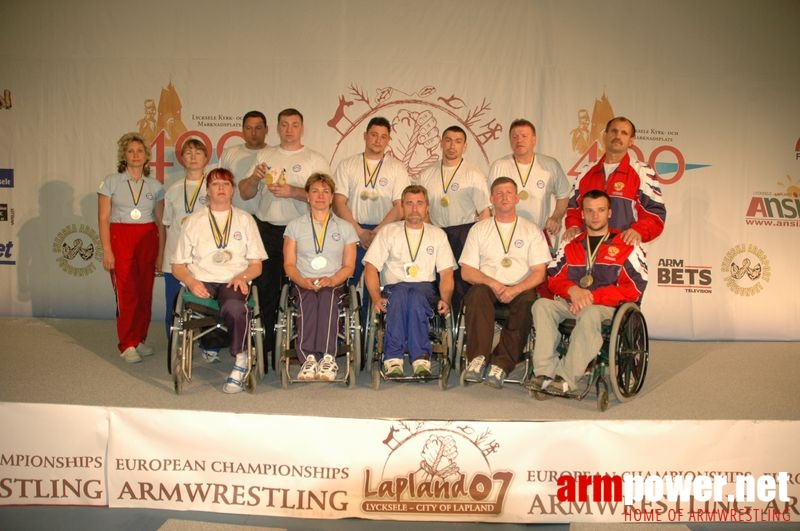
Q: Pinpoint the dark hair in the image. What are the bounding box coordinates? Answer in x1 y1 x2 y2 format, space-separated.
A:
605 116 636 137
278 108 303 124
401 184 429 204
367 116 391 133
509 118 536 136
580 189 612 208
490 176 518 192
206 167 235 187
442 125 467 140
242 110 267 128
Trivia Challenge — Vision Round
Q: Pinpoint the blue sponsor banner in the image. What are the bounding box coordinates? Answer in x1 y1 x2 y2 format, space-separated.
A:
0 169 13 188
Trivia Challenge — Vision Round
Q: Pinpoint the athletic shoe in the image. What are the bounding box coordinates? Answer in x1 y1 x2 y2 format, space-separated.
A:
136 342 154 357
484 364 506 389
383 358 404 377
120 346 142 363
531 374 554 391
223 353 248 394
412 358 432 377
463 355 486 382
550 375 571 393
317 354 338 381
298 355 317 381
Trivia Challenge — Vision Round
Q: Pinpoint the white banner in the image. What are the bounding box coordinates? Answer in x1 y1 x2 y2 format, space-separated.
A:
106 408 800 524
1 0 798 339
0 403 108 506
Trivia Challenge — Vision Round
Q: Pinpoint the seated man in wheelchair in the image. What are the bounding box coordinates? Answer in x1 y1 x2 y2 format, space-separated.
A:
459 177 551 388
363 185 455 377
283 173 359 381
171 168 267 393
531 189 647 394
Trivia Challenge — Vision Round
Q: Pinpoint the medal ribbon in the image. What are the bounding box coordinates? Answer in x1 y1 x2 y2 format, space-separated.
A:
494 217 518 256
208 209 232 249
184 175 206 214
584 233 610 275
127 178 144 207
363 154 384 191
404 223 425 263
440 159 463 195
513 156 533 193
311 212 331 255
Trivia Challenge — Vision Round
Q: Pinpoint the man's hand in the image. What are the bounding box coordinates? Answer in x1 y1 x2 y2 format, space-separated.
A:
620 228 642 246
436 299 450 316
563 226 581 241
372 297 389 314
357 227 374 249
566 285 594 314
545 216 561 235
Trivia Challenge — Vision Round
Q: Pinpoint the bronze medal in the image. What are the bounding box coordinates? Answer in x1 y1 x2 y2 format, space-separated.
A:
579 274 594 288
519 190 529 200
360 190 369 200
501 257 512 268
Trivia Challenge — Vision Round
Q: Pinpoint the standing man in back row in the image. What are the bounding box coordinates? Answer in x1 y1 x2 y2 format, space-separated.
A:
488 118 571 243
239 108 330 359
563 116 666 246
218 110 269 217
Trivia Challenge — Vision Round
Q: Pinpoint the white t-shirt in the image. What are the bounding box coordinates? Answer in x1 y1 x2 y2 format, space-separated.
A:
172 206 268 283
162 177 209 272
248 146 330 225
418 159 490 227
363 221 456 286
459 216 551 285
333 152 409 225
487 153 570 230
218 143 268 214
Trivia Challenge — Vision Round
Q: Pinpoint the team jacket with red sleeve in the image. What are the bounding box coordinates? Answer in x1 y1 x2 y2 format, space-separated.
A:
565 153 666 243
547 229 648 306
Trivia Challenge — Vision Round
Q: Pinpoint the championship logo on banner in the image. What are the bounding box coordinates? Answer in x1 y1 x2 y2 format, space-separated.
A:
720 244 771 296
52 224 103 277
326 83 503 179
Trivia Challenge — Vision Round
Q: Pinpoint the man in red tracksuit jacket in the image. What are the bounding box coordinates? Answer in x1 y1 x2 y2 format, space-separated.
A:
563 116 666 246
531 189 647 393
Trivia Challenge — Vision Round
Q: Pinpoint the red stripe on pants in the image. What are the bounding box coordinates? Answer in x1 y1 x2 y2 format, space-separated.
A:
110 223 158 352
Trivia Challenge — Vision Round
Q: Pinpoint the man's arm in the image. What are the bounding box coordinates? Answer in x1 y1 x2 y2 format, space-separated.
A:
437 267 454 315
460 263 505 298
333 193 373 248
364 262 386 313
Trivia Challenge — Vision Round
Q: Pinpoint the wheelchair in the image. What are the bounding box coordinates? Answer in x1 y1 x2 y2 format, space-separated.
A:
274 283 361 388
526 302 649 411
169 286 265 395
454 304 535 387
364 295 455 390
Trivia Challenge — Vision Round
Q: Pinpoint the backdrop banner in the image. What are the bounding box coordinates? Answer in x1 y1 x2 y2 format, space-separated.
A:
1 0 798 339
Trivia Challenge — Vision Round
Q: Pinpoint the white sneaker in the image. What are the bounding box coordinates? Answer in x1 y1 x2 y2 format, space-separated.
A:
298 355 317 381
464 355 485 381
120 346 142 363
223 353 248 394
317 354 338 381
412 358 432 377
383 358 404 377
136 342 154 357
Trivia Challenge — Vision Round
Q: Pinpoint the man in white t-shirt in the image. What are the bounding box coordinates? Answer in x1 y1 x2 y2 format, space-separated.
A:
459 177 551 388
218 110 269 216
238 108 330 357
363 185 455 378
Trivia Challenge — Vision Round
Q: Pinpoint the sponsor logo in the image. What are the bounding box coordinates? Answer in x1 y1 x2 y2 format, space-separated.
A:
744 176 800 228
0 240 15 265
0 203 13 225
52 224 103 277
361 422 513 516
568 92 709 185
0 168 13 188
326 83 502 180
657 258 712 294
720 244 771 296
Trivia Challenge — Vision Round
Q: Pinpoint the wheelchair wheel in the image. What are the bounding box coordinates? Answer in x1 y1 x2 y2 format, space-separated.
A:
250 289 266 379
371 359 381 390
246 359 257 394
608 302 649 402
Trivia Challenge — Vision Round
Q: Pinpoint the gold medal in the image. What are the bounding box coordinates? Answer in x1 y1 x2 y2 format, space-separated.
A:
501 257 512 268
408 264 419 277
519 190 529 200
440 196 450 207
579 274 594 288
263 174 274 185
